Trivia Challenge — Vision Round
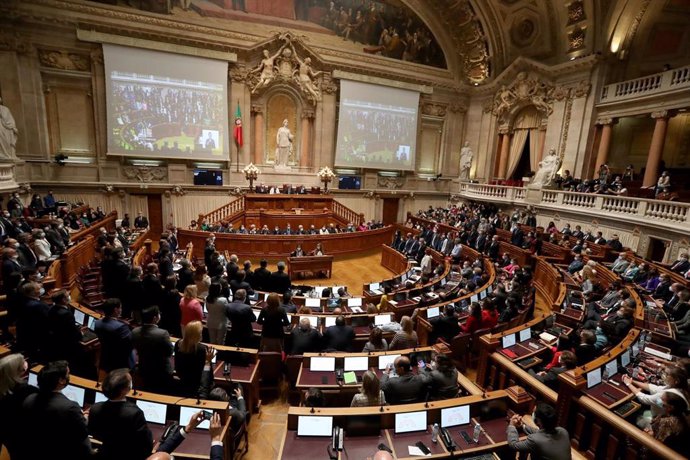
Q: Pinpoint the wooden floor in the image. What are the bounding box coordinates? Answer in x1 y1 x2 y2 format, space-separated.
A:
251 247 395 295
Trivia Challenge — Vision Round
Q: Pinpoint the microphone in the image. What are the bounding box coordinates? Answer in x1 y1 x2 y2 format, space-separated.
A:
94 366 101 389
424 393 430 408
310 403 315 414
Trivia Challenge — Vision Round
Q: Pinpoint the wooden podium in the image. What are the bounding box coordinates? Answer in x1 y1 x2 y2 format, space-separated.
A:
287 255 333 280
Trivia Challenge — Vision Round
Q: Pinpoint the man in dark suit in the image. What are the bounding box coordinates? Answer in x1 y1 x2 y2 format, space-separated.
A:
474 230 488 253
21 361 93 460
533 350 577 391
44 224 66 254
47 290 83 364
406 236 421 258
322 315 355 351
670 254 690 274
16 233 37 269
176 259 195 292
132 306 174 393
227 289 256 348
1 247 22 282
16 281 50 360
429 305 460 344
134 212 149 229
230 270 255 297
252 259 271 291
88 369 153 460
107 247 131 299
290 317 322 355
486 235 500 260
95 298 134 372
438 234 452 255
510 224 524 247
270 261 291 294
380 356 429 404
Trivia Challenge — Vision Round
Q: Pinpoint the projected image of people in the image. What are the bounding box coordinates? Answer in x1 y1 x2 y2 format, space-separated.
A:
338 101 416 169
109 71 224 158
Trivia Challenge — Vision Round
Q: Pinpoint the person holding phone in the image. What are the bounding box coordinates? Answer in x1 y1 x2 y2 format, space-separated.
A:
148 410 224 460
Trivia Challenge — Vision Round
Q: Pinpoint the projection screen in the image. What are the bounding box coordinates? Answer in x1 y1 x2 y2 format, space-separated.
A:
103 44 229 160
335 80 419 171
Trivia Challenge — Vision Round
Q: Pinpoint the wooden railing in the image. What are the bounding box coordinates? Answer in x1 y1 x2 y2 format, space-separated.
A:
331 200 364 225
70 212 117 242
43 235 97 291
198 195 245 225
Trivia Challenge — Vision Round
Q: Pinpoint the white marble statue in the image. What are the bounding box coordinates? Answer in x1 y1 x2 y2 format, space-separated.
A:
250 45 286 94
275 119 294 168
459 141 473 180
0 97 18 160
531 148 561 188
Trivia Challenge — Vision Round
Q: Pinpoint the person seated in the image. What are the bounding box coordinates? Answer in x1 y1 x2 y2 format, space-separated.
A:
623 365 690 429
351 370 386 407
533 350 577 391
310 243 325 256
322 315 355 351
669 253 690 274
304 387 325 408
575 329 597 365
290 317 322 355
88 369 153 460
421 354 459 400
607 234 624 252
389 316 418 350
281 290 297 313
461 301 483 334
380 356 428 405
290 244 305 257
362 327 388 352
498 297 519 324
480 300 499 330
593 305 635 349
567 254 584 274
507 403 572 459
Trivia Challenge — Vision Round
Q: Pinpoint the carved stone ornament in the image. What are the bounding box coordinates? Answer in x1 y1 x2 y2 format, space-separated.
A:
567 0 586 25
572 80 591 98
247 32 328 104
568 26 586 52
228 187 246 196
490 71 554 121
422 103 447 118
363 191 379 200
123 166 167 183
38 50 90 71
377 176 405 189
551 86 571 102
229 63 252 83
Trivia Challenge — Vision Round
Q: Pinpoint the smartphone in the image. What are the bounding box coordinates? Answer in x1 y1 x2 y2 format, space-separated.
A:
418 360 425 368
201 410 213 421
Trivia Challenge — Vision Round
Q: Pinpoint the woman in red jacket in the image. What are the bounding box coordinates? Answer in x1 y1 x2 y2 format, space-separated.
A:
461 302 483 334
480 300 499 329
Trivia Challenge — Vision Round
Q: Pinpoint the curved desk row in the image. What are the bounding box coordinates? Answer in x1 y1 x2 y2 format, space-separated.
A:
178 226 395 258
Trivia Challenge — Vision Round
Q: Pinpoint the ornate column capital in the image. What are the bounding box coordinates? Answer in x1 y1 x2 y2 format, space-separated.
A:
595 117 616 126
251 105 263 115
498 126 511 135
301 109 315 120
651 110 670 120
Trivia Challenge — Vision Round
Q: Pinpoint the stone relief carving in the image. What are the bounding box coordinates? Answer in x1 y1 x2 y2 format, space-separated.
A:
551 85 571 102
246 32 328 104
568 26 586 52
421 103 447 118
38 50 90 71
490 71 554 121
567 0 586 25
572 79 591 98
377 176 405 189
123 166 167 182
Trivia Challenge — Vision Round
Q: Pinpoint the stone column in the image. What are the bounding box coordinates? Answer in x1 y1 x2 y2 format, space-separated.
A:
536 123 547 162
497 128 511 179
594 118 616 175
300 109 314 169
642 111 670 188
251 105 263 165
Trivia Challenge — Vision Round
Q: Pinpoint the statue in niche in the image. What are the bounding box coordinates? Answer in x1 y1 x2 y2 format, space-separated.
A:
0 97 18 161
250 45 286 94
275 119 294 169
459 141 473 180
530 148 561 188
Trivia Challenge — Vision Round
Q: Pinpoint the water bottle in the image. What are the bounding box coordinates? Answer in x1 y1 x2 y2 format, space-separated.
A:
431 423 439 443
472 423 481 443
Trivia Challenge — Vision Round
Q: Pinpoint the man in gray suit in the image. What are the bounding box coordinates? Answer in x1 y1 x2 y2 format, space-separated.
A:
380 356 429 404
507 402 572 459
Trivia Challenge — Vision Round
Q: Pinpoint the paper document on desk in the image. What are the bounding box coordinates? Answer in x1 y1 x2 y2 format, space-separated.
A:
644 346 672 361
539 332 557 342
645 301 658 308
370 289 383 295
350 307 363 313
408 446 431 457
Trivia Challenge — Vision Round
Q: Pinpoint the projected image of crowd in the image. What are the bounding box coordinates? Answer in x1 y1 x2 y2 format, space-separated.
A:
338 107 415 166
111 82 224 154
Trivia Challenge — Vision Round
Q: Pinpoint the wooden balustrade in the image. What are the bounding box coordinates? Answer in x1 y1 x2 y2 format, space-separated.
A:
331 200 364 225
69 212 117 243
198 195 245 226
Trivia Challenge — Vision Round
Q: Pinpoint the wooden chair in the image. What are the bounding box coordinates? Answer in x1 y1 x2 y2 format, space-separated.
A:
441 332 470 372
257 351 284 398
284 354 304 405
469 327 491 367
229 420 249 459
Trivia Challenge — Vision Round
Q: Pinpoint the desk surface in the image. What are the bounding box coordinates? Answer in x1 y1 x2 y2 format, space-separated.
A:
150 424 213 458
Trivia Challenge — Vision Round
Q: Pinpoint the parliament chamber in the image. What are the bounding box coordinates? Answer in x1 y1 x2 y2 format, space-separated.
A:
1 1 690 459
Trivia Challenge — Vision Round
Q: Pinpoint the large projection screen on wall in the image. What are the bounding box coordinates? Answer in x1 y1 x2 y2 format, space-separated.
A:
103 44 229 160
335 80 419 171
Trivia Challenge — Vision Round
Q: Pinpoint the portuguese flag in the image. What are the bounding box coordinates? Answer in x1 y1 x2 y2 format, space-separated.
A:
233 101 243 147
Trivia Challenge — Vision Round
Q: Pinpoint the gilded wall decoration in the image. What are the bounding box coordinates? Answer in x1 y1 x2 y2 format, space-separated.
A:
123 166 167 182
38 50 90 71
567 1 586 25
490 72 554 122
421 103 447 118
567 26 586 52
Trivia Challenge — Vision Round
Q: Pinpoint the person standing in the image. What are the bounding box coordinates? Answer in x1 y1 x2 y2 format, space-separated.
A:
227 289 256 348
205 282 231 345
94 298 134 372
132 306 174 393
257 293 290 351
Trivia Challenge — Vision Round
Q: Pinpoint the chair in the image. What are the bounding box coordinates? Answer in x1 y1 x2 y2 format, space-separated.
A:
469 327 491 367
257 351 284 397
284 354 304 405
443 332 470 372
229 421 249 459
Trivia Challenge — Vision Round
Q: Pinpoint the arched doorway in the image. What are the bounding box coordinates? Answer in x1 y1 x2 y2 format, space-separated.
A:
506 106 544 181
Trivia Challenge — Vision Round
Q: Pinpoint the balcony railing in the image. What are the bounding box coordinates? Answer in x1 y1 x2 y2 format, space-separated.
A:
599 64 690 105
456 183 690 231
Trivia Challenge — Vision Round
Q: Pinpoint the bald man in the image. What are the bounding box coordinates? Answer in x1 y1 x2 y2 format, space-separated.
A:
373 450 394 460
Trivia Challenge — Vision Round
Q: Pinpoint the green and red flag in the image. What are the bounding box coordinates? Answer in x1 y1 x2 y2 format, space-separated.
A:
233 101 243 147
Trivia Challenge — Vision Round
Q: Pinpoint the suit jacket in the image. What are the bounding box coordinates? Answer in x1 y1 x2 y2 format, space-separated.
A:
227 301 256 342
423 368 459 399
290 327 322 355
507 425 572 460
252 267 271 291
134 216 149 228
22 391 92 460
322 324 355 351
198 368 247 433
380 372 429 404
269 270 291 294
47 305 82 361
0 382 38 460
16 297 50 359
230 279 254 296
16 244 37 269
510 228 524 247
2 258 22 281
671 259 690 273
132 324 173 390
88 400 153 460
95 317 134 371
